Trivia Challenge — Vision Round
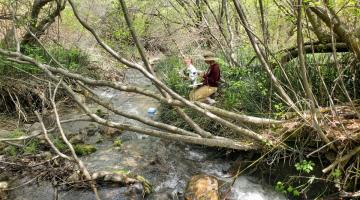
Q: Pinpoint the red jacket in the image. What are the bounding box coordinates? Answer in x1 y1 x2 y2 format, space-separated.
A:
203 63 220 87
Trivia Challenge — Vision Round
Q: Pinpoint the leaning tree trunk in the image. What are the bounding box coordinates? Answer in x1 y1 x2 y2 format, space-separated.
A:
21 0 66 46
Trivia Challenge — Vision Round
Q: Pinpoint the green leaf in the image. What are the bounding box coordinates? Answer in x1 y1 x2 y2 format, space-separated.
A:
287 186 294 193
292 190 300 196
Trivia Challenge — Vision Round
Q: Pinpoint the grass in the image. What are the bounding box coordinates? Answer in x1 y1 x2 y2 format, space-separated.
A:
4 129 40 156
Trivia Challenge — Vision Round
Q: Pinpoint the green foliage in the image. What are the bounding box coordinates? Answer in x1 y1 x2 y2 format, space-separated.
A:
275 181 286 193
220 63 270 112
113 139 122 147
53 138 67 151
331 168 342 188
61 6 84 32
74 144 97 156
0 45 89 75
4 146 18 156
331 169 342 178
8 129 25 138
24 139 40 154
295 160 315 174
4 129 40 155
275 181 300 197
303 0 321 6
156 56 192 97
101 0 154 55
280 53 359 106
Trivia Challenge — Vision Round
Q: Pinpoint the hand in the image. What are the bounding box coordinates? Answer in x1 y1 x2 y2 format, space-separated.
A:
198 71 205 76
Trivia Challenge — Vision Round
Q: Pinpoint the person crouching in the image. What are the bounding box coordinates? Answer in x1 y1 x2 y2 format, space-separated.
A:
189 53 220 105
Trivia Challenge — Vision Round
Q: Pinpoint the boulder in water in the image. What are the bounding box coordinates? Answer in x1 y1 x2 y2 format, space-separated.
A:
185 174 219 200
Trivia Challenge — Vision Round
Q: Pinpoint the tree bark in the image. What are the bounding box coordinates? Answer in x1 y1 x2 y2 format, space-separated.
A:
309 6 360 61
280 42 349 64
21 0 66 46
296 0 332 147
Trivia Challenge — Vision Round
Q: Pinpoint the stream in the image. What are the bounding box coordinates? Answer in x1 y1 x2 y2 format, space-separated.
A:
8 69 287 200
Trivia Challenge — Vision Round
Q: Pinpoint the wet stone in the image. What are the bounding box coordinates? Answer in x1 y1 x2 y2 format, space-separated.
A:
99 126 122 137
69 135 84 144
85 124 99 136
27 122 42 132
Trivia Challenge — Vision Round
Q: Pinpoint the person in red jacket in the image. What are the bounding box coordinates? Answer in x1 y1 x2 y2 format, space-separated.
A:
189 52 220 104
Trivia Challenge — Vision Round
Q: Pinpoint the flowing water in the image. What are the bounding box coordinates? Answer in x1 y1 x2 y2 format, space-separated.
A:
8 69 286 200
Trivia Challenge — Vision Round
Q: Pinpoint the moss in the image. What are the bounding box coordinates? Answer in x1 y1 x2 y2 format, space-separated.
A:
74 144 97 156
113 139 122 147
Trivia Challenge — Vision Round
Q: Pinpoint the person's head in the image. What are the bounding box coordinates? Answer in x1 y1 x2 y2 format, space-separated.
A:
184 58 192 66
203 52 217 64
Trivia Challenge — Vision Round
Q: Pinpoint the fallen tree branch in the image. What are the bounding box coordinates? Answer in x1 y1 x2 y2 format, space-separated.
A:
195 102 283 126
78 82 201 138
54 73 261 150
35 111 70 160
174 107 213 138
340 190 360 198
280 42 349 64
0 131 41 142
322 145 360 173
48 80 101 200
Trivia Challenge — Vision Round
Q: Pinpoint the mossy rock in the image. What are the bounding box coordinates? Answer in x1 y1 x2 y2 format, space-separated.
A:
113 139 122 147
69 135 84 145
74 144 97 156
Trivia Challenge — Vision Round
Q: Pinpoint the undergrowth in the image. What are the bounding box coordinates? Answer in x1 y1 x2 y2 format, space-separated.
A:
0 45 91 76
